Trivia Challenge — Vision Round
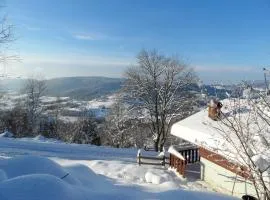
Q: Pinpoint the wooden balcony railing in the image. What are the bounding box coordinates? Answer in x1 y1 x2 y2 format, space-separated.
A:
178 147 200 164
170 154 186 177
169 145 200 177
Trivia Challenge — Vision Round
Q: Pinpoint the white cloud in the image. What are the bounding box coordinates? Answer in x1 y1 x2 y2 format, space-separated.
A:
73 34 95 40
72 32 107 41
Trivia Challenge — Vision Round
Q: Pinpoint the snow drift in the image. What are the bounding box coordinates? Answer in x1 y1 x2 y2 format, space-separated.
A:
0 156 238 200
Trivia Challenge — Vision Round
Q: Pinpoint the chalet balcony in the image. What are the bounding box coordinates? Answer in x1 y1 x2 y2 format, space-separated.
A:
168 144 201 179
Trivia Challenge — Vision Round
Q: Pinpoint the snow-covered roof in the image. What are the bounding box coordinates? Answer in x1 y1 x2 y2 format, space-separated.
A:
171 98 270 166
171 107 223 150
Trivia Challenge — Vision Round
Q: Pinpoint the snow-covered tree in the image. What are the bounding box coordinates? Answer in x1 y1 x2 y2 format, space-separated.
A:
124 49 197 151
102 96 150 148
23 78 47 135
103 101 133 148
70 110 100 145
42 96 64 138
216 93 270 200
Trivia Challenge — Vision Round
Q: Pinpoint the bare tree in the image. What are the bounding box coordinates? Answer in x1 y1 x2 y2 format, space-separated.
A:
0 16 14 57
103 100 149 148
71 111 100 145
48 96 63 138
55 120 78 143
124 49 197 151
0 102 28 137
215 91 270 200
0 1 18 63
24 78 47 135
103 100 134 148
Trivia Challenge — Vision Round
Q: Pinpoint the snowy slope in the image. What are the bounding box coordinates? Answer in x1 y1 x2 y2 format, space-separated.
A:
0 137 137 161
0 137 238 200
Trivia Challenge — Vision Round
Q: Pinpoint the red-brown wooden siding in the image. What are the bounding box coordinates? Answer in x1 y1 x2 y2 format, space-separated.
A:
199 147 250 179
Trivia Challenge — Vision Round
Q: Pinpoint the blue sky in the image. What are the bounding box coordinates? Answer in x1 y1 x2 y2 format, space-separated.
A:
3 0 270 83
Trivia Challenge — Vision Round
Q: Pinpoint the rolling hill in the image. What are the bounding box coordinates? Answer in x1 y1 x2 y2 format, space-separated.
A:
0 77 124 100
45 77 124 100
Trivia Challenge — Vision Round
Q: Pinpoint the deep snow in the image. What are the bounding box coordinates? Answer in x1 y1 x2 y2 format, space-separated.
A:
0 137 238 200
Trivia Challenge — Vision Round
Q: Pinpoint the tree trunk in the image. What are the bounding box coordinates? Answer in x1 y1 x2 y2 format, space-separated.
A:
159 128 166 152
154 132 161 152
154 140 159 152
159 143 164 153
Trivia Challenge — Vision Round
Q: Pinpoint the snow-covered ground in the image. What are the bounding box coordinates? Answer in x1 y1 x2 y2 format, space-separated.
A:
0 92 116 121
87 94 116 109
0 137 238 200
40 96 70 103
0 137 136 161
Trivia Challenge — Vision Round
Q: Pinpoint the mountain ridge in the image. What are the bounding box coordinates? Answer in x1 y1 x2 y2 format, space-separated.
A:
0 76 124 100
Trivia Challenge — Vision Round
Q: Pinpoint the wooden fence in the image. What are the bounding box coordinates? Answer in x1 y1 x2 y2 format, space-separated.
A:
137 152 169 166
143 146 156 152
